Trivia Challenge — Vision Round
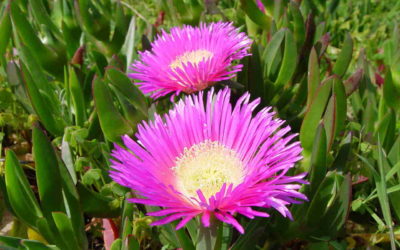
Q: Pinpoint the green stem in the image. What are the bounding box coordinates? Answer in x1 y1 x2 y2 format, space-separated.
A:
196 220 221 250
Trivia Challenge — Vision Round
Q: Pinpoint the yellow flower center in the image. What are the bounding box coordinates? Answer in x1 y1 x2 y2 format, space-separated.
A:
173 140 244 200
170 49 214 70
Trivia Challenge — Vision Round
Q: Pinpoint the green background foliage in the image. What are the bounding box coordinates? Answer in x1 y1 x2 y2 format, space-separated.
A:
0 0 399 249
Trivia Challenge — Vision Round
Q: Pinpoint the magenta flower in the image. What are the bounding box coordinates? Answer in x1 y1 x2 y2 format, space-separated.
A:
129 22 252 99
256 0 266 12
110 88 307 233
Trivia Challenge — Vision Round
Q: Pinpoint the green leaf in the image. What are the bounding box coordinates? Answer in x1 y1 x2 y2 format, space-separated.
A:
307 242 329 250
376 108 396 152
159 222 181 248
175 227 195 250
383 69 400 111
388 135 400 165
36 217 64 247
62 22 81 59
21 240 60 250
392 64 400 92
185 219 198 246
387 181 400 222
0 174 14 216
246 43 264 98
304 172 351 236
323 78 346 149
93 76 133 142
240 0 271 29
274 29 297 87
385 162 400 182
141 34 152 52
260 0 273 13
231 219 265 250
10 1 50 57
0 2 11 59
61 137 77 184
20 62 64 136
289 1 305 47
109 85 143 127
327 0 340 13
6 61 34 113
10 1 64 77
332 34 353 77
322 174 351 236
375 139 396 249
108 1 128 53
15 42 54 91
313 22 326 44
77 182 120 218
33 126 65 217
110 239 123 250
52 212 81 250
308 123 327 197
172 0 187 17
29 0 63 41
383 36 396 67
305 172 337 230
87 112 103 140
69 66 87 127
106 68 148 116
300 76 333 154
0 235 20 248
33 126 87 247
5 150 43 229
307 47 320 108
75 0 110 42
82 169 102 186
0 236 60 250
58 161 87 248
331 133 352 171
126 236 140 250
120 203 133 241
245 15 260 39
263 29 285 78
121 16 137 72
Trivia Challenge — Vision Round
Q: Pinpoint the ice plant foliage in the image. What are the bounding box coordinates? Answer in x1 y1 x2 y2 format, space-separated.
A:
110 88 307 233
129 22 252 99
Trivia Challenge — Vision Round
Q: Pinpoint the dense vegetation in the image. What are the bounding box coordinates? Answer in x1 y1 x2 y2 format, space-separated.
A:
0 0 399 249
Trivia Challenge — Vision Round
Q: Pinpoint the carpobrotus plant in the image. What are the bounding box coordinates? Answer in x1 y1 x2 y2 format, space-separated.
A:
129 22 252 99
110 88 307 233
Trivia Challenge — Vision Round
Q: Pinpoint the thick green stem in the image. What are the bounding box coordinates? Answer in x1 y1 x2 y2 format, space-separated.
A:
196 220 221 250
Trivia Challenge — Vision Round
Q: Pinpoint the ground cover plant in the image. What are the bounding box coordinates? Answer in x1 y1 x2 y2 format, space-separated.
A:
0 0 399 249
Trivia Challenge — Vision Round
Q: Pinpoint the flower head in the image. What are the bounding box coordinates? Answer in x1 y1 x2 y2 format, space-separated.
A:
129 22 252 99
256 0 266 12
110 88 307 233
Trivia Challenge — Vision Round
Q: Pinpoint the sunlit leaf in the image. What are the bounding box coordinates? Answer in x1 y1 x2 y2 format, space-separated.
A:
5 150 43 229
332 34 353 77
93 76 133 142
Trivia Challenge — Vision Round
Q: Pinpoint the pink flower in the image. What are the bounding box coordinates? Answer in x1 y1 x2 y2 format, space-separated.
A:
110 88 307 233
256 0 266 12
129 22 252 99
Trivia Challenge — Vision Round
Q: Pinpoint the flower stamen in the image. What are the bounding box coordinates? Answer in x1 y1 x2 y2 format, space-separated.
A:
170 49 214 70
173 140 244 200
